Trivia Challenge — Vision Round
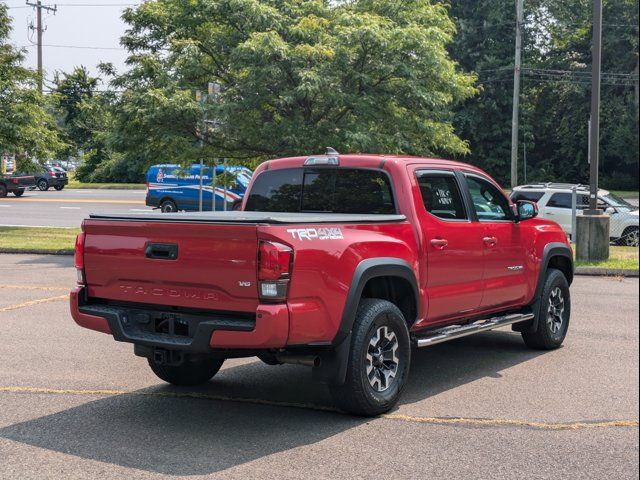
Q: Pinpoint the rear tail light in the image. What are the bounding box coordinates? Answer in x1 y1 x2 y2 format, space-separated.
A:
11 178 18 184
258 241 293 302
50 172 57 178
74 233 86 285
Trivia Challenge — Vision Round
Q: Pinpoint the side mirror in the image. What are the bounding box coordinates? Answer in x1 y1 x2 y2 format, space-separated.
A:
516 200 538 221
604 206 616 215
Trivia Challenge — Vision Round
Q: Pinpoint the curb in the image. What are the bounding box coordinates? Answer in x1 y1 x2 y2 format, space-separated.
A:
575 267 639 277
0 249 73 256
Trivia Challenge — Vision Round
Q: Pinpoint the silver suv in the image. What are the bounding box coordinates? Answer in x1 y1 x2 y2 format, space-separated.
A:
510 184 639 247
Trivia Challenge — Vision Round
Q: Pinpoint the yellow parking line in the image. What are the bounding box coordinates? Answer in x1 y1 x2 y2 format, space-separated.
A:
0 295 68 313
382 413 639 431
0 284 68 292
1 198 143 205
1 386 637 430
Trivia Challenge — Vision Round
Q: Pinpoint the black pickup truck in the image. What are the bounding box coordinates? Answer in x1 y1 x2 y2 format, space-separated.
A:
0 174 36 197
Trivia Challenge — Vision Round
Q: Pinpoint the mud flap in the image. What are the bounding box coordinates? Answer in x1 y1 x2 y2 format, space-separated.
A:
312 333 351 385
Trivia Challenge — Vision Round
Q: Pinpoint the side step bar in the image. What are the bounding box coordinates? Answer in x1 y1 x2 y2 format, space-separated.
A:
414 312 535 348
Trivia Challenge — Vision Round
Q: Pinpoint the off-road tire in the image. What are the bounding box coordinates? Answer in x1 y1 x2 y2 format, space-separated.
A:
13 189 24 197
522 268 571 350
329 299 411 416
160 199 178 213
148 358 224 386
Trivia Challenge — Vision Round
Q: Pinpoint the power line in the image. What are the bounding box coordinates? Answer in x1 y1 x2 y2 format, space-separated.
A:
22 43 125 50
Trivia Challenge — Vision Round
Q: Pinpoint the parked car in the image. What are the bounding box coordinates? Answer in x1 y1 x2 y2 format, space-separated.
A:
34 167 68 191
510 183 639 247
71 153 574 416
0 173 36 197
145 164 253 212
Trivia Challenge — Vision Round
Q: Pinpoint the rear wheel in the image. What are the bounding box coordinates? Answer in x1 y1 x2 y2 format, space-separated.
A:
522 268 571 350
620 227 639 248
37 179 49 191
13 189 24 197
0 184 7 198
54 185 64 191
148 358 224 386
329 299 411 416
160 199 178 213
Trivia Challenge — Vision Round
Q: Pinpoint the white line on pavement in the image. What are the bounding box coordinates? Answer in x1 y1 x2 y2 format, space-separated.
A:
0 224 77 228
60 206 82 210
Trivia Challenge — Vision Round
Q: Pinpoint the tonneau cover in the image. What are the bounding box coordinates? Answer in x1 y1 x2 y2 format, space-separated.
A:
88 211 407 224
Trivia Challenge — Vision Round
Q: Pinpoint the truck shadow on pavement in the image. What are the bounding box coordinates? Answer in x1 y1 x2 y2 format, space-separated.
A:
0 331 546 476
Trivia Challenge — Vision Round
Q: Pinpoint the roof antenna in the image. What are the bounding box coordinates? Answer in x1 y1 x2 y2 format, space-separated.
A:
325 147 339 155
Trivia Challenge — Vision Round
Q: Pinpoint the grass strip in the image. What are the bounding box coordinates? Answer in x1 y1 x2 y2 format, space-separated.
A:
575 246 639 270
0 226 80 254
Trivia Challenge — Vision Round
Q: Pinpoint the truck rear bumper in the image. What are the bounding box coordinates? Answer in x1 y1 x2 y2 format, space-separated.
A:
70 287 289 351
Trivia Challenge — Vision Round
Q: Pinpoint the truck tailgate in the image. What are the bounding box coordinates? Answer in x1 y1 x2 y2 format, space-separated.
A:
83 220 259 312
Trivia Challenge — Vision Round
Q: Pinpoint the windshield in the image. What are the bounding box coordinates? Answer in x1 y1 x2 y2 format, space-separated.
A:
601 194 637 211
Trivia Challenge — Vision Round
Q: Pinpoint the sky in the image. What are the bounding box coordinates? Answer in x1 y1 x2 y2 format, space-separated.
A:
4 1 140 87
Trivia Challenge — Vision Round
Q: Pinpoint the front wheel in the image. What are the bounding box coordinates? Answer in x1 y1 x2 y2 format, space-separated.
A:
522 268 571 350
13 189 25 197
37 179 49 191
148 358 224 386
329 299 411 416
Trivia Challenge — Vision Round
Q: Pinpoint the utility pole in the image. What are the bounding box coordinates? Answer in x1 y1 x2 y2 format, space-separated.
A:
26 1 57 94
576 0 609 263
510 0 524 189
587 0 602 213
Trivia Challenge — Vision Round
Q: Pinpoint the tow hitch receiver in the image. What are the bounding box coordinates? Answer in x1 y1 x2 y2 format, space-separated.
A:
151 348 184 366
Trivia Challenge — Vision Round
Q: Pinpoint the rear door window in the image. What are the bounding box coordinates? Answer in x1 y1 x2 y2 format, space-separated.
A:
547 193 572 209
416 171 467 220
245 168 395 214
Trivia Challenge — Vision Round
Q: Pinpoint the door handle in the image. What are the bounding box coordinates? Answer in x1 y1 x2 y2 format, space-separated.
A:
145 242 179 260
430 238 448 250
483 236 498 247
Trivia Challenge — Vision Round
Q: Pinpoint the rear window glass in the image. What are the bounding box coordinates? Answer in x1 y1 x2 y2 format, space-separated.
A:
245 168 395 214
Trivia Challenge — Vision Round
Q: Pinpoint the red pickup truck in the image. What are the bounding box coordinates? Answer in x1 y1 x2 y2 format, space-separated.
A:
70 153 573 415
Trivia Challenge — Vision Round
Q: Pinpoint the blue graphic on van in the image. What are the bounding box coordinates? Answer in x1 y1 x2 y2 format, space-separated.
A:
145 164 253 212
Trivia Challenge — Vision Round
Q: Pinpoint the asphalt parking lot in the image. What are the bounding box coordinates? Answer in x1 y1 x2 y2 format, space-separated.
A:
0 254 638 479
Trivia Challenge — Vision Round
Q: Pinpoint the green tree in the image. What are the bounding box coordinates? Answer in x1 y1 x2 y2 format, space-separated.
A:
0 4 61 167
50 66 122 182
111 0 476 171
449 0 638 189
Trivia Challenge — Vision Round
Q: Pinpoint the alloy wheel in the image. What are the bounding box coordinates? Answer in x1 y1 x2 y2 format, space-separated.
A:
365 325 400 392
547 287 565 334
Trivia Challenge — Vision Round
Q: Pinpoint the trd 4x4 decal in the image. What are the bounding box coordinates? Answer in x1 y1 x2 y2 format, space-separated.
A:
286 228 344 241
